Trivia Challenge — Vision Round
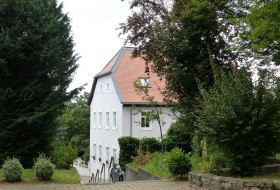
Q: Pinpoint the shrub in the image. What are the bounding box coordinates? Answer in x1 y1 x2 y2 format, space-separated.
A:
34 154 55 181
197 68 280 176
136 144 148 165
51 141 78 169
118 136 140 168
166 148 191 177
164 121 192 153
141 138 161 153
2 158 23 182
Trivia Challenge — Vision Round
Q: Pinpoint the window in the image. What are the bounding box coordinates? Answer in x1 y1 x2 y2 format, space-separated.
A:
113 148 117 160
93 144 96 160
98 112 102 128
100 84 103 92
106 82 110 91
112 111 117 129
141 112 150 128
93 112 97 128
139 78 150 87
99 145 102 162
106 147 110 164
105 112 110 129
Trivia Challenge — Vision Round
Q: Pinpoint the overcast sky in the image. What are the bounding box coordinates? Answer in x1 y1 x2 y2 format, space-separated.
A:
58 0 131 92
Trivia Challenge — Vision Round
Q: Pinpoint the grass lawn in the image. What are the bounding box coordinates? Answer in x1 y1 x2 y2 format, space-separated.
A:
127 152 173 179
0 168 80 184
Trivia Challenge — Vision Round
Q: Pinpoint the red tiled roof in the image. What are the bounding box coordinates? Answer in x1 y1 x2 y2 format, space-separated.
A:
114 50 165 103
96 51 118 77
88 47 166 105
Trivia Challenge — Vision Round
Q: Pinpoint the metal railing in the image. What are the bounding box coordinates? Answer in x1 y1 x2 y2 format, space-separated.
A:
89 156 114 184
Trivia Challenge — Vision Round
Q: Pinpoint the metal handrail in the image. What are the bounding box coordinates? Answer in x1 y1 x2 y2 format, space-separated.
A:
95 169 99 183
108 156 115 182
100 162 106 183
90 157 115 184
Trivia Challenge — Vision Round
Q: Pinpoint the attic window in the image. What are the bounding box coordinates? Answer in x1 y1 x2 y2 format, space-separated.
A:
139 78 150 87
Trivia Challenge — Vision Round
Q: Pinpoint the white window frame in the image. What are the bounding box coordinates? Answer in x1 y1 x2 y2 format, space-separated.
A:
92 144 96 161
105 111 110 129
100 84 103 93
112 148 117 161
112 111 117 130
98 112 102 128
140 111 152 130
93 112 97 128
139 78 150 87
106 146 110 164
106 82 110 92
98 145 102 162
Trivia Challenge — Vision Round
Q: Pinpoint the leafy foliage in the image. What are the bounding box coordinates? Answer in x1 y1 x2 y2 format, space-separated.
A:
118 136 140 168
136 144 148 166
119 0 237 124
141 138 161 153
127 152 172 178
54 92 90 160
197 68 280 176
33 154 55 181
164 120 192 153
0 0 79 166
118 136 163 168
2 158 23 182
245 0 280 65
166 148 191 177
50 141 77 169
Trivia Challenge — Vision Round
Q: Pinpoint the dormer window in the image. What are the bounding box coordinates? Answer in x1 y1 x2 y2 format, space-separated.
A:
139 78 150 87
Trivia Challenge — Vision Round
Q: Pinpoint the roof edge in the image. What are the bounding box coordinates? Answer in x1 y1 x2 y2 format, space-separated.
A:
88 47 134 106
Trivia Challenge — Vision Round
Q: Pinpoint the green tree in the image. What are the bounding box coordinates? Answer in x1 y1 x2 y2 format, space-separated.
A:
119 0 238 124
197 68 280 176
164 120 192 154
0 0 78 166
54 92 90 159
245 0 280 65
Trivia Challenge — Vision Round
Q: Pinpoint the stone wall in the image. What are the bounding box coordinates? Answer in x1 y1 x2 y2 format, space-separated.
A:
189 172 280 190
124 167 161 181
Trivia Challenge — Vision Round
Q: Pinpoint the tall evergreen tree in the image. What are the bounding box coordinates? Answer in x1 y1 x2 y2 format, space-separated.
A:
0 0 78 166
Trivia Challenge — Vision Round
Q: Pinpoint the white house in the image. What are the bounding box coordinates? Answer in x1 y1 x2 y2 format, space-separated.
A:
88 47 176 179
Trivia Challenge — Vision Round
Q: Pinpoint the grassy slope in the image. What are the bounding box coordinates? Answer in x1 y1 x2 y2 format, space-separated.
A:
0 168 80 184
127 152 172 178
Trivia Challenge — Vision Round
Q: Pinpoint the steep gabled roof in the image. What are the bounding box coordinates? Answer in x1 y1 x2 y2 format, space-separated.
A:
88 47 166 106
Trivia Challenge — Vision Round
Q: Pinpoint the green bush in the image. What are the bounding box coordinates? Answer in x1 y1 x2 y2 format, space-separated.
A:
118 136 140 168
34 154 55 181
165 121 192 153
197 68 280 176
166 148 191 177
2 158 23 182
141 138 161 153
51 141 78 169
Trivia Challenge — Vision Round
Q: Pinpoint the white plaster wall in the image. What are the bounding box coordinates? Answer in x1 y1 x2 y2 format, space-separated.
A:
131 107 175 139
89 74 123 180
122 107 131 136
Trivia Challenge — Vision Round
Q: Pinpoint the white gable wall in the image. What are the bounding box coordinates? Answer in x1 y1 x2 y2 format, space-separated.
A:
130 107 175 139
122 106 176 139
89 74 123 179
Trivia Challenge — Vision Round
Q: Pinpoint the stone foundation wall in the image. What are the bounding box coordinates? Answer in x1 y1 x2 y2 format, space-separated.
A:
189 172 280 190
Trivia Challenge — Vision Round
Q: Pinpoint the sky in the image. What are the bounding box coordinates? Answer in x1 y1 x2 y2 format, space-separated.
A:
58 0 131 92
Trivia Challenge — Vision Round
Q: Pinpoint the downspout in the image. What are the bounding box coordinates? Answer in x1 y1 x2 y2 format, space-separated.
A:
130 107 133 137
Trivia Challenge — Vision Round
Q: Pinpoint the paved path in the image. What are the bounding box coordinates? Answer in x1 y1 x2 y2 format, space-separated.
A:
0 181 200 190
